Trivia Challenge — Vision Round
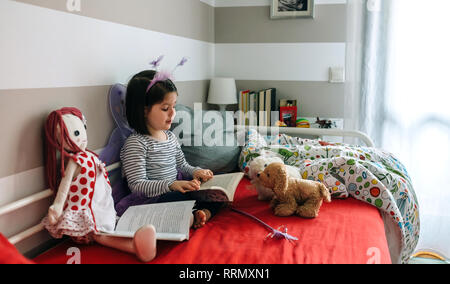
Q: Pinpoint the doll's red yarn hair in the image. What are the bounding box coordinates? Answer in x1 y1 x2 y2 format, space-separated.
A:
44 107 89 192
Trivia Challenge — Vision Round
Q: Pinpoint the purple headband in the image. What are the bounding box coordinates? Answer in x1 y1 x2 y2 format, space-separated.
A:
146 56 188 93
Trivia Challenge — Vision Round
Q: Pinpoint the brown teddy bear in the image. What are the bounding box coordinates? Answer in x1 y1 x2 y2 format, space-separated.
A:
257 162 331 218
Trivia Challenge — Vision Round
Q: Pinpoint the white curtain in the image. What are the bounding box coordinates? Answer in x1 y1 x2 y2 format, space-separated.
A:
385 0 450 259
352 0 450 259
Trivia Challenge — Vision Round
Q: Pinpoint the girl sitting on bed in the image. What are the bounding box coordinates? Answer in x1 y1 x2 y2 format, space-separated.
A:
120 69 221 228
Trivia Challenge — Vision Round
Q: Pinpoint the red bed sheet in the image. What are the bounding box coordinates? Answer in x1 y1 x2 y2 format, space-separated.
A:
34 177 391 264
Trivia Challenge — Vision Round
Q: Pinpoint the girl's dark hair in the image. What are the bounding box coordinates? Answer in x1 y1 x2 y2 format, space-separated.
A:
125 70 178 135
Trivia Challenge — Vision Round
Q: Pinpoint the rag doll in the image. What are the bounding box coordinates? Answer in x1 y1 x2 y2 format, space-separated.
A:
41 107 156 262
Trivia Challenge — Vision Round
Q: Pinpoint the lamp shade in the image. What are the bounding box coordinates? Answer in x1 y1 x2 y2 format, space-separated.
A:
207 77 237 105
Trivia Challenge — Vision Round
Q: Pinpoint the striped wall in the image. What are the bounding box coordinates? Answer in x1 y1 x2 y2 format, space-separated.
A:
214 0 348 117
0 0 215 255
1 0 348 255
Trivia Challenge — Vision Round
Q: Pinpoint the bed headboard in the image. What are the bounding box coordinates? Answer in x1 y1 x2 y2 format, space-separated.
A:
0 126 373 257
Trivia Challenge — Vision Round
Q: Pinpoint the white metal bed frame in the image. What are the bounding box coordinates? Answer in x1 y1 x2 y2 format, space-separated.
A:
0 126 374 251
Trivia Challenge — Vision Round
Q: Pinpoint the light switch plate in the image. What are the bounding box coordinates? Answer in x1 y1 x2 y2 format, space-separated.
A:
329 67 345 83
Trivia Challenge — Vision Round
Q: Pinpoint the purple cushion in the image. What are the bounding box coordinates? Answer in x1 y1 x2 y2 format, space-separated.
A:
115 192 159 217
111 179 131 206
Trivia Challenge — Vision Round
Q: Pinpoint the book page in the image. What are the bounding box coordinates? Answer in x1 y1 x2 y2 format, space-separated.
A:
199 172 244 201
111 200 195 241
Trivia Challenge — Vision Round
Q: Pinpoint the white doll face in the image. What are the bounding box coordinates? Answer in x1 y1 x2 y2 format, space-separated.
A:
62 114 88 151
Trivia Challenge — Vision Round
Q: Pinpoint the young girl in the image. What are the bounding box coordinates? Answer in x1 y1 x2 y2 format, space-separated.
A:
120 70 220 228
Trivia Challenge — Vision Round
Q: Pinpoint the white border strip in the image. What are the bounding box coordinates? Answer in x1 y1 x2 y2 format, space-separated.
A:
202 0 347 8
215 43 346 81
0 0 214 90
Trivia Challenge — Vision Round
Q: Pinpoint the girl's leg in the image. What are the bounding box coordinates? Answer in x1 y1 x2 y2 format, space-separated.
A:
93 225 157 262
157 191 195 227
156 191 192 203
158 191 224 217
157 192 224 228
197 202 224 218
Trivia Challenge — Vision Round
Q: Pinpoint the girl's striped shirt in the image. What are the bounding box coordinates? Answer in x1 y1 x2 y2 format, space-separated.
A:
120 130 201 197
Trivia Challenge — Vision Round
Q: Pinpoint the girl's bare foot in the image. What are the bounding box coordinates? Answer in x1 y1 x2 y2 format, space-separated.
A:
193 209 211 229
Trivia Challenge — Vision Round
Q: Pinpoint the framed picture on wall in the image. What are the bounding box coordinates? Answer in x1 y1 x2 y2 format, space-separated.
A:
270 0 315 19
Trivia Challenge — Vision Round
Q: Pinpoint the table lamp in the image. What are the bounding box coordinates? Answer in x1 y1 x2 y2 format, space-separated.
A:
207 77 237 112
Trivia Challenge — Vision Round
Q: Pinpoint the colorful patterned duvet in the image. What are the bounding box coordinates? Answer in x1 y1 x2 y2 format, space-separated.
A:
239 129 420 263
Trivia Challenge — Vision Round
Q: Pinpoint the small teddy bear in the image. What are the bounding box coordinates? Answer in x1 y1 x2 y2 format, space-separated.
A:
257 162 331 218
248 156 301 201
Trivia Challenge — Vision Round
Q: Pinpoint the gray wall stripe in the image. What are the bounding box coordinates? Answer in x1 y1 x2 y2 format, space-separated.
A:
215 4 347 43
12 0 215 43
234 80 346 117
0 80 209 178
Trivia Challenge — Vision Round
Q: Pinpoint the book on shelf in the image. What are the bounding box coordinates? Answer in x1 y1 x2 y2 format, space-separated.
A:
248 91 258 126
258 89 266 126
265 88 277 127
99 172 244 242
238 90 250 125
238 88 277 126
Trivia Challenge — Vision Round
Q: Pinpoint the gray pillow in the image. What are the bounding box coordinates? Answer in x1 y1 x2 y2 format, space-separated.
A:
171 104 241 174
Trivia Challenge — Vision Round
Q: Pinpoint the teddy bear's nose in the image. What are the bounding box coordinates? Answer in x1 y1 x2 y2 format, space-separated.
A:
257 173 260 178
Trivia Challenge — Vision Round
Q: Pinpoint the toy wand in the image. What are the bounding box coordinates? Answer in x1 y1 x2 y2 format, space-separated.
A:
231 208 299 242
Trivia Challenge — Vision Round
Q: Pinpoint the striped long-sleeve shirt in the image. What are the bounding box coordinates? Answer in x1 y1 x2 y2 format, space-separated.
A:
120 130 201 198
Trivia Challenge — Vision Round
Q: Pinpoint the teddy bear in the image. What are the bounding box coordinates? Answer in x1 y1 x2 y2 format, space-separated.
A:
248 156 301 201
257 162 331 218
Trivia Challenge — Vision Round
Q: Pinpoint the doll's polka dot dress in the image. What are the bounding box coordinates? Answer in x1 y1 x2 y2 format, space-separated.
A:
42 151 116 244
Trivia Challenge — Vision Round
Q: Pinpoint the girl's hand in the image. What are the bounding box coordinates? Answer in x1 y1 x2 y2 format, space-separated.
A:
169 180 201 193
193 169 214 183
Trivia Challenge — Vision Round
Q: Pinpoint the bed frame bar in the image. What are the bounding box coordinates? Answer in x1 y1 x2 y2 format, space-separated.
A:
234 126 375 147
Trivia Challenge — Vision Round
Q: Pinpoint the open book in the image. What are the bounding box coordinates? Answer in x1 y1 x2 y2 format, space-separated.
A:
190 172 244 202
101 200 196 241
100 172 244 241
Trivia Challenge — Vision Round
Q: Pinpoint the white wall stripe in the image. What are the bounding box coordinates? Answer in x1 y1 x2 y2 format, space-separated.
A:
0 0 215 90
0 167 46 209
202 0 347 8
215 43 346 81
316 0 347 4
